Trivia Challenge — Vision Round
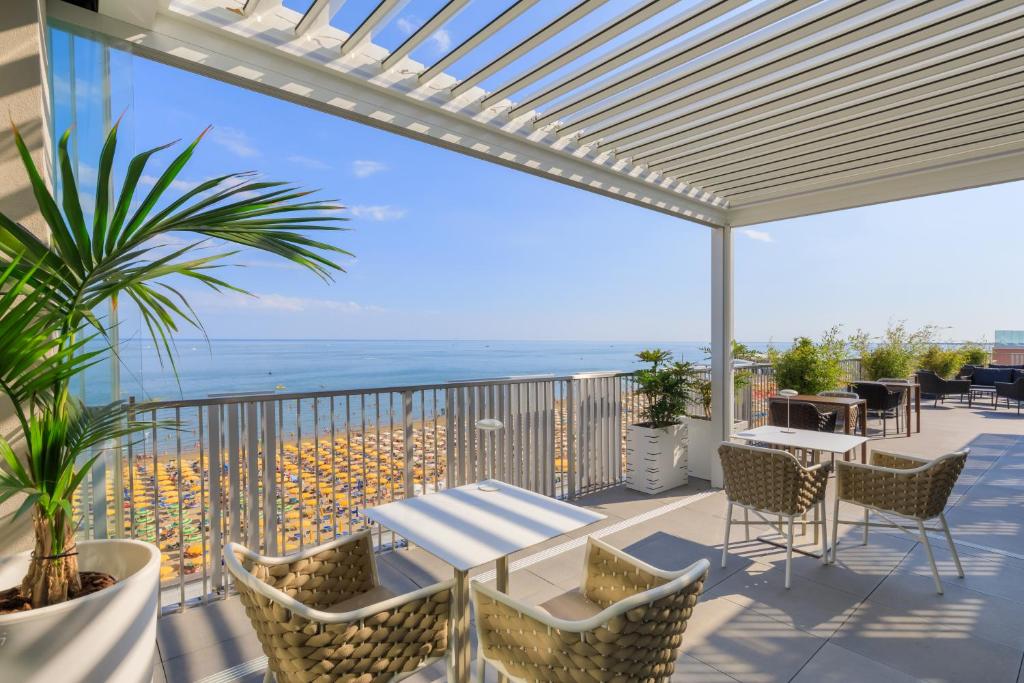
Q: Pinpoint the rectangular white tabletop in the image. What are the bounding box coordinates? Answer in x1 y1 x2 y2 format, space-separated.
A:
732 425 868 454
365 479 606 572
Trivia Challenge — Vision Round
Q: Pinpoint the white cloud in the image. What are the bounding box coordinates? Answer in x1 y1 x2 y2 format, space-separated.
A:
209 126 260 158
139 174 201 193
287 154 331 170
742 229 773 243
396 16 416 35
349 205 406 221
352 159 387 178
430 28 451 52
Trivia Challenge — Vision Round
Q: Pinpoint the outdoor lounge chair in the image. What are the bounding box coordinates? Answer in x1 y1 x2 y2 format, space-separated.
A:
916 370 971 405
995 377 1024 414
850 381 904 436
719 443 831 588
831 450 968 594
225 531 453 683
471 537 709 682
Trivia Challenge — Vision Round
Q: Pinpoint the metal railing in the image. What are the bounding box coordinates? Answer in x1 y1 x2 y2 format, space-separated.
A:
76 359 862 612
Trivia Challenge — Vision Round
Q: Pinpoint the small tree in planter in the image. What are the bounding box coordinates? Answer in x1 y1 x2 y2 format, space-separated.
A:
959 342 990 368
768 327 846 395
918 345 965 379
626 350 700 494
851 322 937 380
0 123 347 681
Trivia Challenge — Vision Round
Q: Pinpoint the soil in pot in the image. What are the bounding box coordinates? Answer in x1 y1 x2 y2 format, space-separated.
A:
0 571 117 615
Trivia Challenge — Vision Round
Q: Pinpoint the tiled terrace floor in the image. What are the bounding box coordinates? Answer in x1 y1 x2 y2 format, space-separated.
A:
156 400 1024 683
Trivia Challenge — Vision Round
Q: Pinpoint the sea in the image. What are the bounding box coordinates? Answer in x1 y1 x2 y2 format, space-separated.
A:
82 339 777 405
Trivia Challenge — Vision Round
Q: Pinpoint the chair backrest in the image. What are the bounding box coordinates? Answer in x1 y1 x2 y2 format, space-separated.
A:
718 442 828 515
850 451 968 519
971 367 1014 386
850 381 901 409
769 399 837 432
915 370 942 392
818 390 858 399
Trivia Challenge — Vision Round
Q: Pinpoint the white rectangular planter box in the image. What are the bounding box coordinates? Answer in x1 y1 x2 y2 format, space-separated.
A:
625 422 688 494
686 416 748 487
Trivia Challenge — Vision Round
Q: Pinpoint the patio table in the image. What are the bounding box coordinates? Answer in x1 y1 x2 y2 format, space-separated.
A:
731 425 870 558
365 479 605 683
772 394 868 462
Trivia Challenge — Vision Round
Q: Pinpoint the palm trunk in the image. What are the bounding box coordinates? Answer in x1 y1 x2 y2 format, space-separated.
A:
21 507 80 608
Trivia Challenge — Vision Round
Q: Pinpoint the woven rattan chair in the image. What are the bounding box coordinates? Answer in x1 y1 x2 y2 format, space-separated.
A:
470 537 709 682
768 399 838 432
719 442 831 588
225 531 453 683
831 450 968 594
850 381 904 436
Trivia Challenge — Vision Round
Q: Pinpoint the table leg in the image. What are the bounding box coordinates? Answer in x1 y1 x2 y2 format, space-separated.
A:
915 386 921 433
449 568 470 683
844 405 851 435
906 389 912 438
859 401 867 464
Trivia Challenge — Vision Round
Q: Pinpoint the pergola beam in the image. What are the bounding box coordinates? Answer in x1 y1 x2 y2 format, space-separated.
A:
49 0 728 227
382 0 471 71
480 0 678 108
340 0 409 56
418 0 543 85
449 0 612 99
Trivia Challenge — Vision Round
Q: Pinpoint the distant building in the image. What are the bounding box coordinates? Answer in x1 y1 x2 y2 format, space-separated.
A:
993 330 1024 365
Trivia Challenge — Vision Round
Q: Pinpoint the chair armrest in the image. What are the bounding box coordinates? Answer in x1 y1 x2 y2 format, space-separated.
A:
836 451 967 518
226 536 454 625
581 536 691 608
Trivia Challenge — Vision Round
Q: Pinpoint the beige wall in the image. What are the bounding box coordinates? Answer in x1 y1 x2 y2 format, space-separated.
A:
0 0 51 554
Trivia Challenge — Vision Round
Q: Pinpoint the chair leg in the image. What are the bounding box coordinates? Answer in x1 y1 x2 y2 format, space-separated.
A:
477 654 486 683
831 496 840 565
863 508 869 545
940 513 965 578
820 500 829 564
263 668 275 683
744 508 750 541
722 501 733 568
918 520 944 595
785 516 795 589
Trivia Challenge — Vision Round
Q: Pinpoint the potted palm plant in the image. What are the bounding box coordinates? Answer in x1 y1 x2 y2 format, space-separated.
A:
625 349 699 494
0 123 347 682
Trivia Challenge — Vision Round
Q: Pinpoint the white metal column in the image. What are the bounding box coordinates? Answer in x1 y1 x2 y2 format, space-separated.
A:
710 225 734 488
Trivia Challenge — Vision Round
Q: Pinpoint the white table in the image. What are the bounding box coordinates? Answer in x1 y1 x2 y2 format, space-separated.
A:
733 425 868 463
730 426 870 558
366 479 606 683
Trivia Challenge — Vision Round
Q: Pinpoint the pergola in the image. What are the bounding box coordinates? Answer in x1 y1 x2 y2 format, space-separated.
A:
46 0 1024 478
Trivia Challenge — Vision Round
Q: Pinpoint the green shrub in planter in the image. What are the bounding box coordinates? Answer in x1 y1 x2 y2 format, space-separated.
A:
768 327 846 395
851 322 937 380
918 345 965 379
959 342 990 367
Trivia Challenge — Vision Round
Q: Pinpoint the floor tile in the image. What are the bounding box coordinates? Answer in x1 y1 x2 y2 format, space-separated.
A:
790 642 921 683
162 632 265 683
157 596 253 661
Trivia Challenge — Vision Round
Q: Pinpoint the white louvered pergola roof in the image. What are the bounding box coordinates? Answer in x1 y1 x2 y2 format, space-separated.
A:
52 0 1024 228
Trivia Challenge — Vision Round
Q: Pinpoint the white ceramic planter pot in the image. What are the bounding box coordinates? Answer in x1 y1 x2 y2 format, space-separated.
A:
0 539 160 683
685 417 748 487
625 422 688 494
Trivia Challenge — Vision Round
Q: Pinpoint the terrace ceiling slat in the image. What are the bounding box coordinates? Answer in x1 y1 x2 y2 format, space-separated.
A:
418 0 543 84
529 0 805 126
382 0 471 70
583 0 1016 148
616 19 1024 161
703 109 1024 193
639 58 1024 169
726 134 1024 204
685 94 1024 186
340 0 409 55
561 0 951 138
659 79 1024 178
295 0 337 35
449 0 614 99
479 0 679 108
241 0 277 17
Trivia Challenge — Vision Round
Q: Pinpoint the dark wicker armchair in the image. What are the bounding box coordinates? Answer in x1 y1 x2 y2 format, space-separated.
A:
850 381 904 436
768 399 838 432
915 370 970 406
995 377 1024 414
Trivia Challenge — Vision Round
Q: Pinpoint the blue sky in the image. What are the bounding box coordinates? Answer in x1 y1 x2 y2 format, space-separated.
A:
53 23 1022 345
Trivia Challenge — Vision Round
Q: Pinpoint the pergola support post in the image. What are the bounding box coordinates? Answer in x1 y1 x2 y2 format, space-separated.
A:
710 225 734 488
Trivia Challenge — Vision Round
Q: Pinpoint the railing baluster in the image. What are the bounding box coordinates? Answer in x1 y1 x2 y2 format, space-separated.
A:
263 400 278 555
207 405 222 595
246 402 260 550
403 391 414 499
